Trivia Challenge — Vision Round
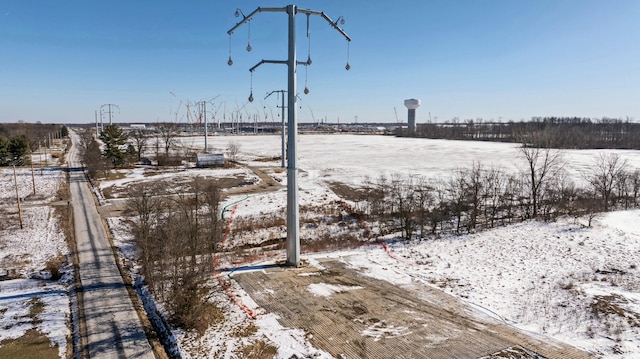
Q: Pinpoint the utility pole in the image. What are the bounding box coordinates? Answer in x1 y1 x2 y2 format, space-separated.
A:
95 110 99 134
30 157 36 195
228 5 351 266
265 90 287 168
13 165 23 229
100 104 120 126
199 101 209 152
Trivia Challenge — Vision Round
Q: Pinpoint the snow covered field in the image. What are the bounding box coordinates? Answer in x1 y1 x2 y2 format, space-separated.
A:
349 211 640 357
0 167 71 358
105 134 640 358
179 134 640 186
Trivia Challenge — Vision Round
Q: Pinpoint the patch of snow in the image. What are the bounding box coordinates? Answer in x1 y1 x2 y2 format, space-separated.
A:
307 283 362 297
361 321 411 341
0 279 70 358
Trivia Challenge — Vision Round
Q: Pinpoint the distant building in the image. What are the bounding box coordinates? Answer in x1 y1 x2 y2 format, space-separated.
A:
130 124 146 130
196 153 225 168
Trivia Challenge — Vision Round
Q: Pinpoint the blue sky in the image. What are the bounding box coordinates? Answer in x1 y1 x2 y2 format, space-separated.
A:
1 0 638 124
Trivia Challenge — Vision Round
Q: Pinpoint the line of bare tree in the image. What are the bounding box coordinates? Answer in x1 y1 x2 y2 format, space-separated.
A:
125 179 222 333
409 117 640 149
354 149 638 240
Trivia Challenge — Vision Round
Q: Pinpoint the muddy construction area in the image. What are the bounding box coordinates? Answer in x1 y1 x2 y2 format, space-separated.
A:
235 257 596 359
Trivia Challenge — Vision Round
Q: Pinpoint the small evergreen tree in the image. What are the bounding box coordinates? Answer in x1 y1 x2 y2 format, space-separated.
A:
99 124 128 168
0 135 10 165
8 135 30 164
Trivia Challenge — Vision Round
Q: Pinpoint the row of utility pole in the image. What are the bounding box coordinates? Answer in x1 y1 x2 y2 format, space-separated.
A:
95 103 119 133
13 131 57 230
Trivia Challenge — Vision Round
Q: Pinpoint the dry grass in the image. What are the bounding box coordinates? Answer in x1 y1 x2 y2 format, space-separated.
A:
27 297 45 325
232 322 258 338
0 329 59 359
239 339 277 359
254 156 281 163
233 214 286 233
44 253 66 281
591 294 640 327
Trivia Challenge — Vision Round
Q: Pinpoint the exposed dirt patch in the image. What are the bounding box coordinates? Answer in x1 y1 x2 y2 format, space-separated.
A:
234 258 595 359
327 181 368 202
254 156 281 163
0 328 59 359
225 166 282 197
591 294 640 326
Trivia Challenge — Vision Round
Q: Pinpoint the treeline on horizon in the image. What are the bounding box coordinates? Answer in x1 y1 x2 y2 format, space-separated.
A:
0 123 68 165
408 116 640 149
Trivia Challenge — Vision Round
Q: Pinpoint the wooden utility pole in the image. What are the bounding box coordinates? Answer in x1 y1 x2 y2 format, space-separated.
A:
30 157 36 195
13 165 23 229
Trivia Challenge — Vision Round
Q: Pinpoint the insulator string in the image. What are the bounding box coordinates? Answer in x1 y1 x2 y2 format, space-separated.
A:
247 20 252 52
248 72 254 102
228 35 233 66
345 41 351 71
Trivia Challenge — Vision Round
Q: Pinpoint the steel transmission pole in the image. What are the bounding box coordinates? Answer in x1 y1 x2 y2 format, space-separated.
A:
286 6 299 265
100 104 120 126
280 92 286 168
228 5 351 267
201 101 209 152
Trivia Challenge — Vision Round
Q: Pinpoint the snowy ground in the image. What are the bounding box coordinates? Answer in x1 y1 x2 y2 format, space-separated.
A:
335 211 640 358
178 134 640 187
104 134 640 358
0 167 71 358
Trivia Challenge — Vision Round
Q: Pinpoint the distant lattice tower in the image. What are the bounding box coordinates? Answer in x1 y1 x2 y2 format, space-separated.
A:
404 99 421 136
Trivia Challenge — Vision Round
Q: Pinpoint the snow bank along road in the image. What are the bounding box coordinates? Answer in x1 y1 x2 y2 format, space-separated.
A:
68 134 154 359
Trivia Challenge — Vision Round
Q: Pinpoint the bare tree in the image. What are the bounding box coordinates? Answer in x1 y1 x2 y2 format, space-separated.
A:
413 177 433 238
126 183 161 289
157 122 178 155
446 171 469 234
228 141 241 162
76 128 95 157
130 129 148 161
388 174 419 240
519 145 564 219
588 153 628 211
482 167 505 228
464 162 484 231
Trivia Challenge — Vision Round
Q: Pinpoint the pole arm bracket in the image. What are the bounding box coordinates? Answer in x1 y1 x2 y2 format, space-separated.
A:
227 7 287 35
298 9 351 42
249 59 287 73
265 90 286 100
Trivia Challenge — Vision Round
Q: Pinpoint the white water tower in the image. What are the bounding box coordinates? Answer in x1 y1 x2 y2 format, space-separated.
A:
404 98 421 136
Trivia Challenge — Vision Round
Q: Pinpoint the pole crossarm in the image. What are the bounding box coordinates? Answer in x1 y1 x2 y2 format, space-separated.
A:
227 6 351 42
297 9 351 42
264 90 286 101
249 59 287 73
250 59 311 73
227 7 287 35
